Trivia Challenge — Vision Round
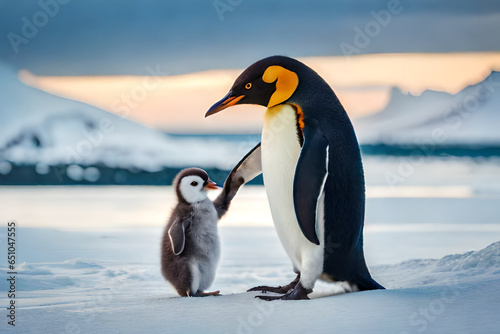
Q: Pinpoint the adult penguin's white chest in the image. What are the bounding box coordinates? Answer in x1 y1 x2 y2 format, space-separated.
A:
261 104 324 274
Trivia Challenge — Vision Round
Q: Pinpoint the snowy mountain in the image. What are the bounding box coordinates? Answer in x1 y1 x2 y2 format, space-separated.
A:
354 71 500 145
1 60 499 184
0 61 254 179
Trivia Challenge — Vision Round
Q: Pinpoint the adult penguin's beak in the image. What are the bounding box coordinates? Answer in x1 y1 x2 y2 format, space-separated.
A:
205 91 245 117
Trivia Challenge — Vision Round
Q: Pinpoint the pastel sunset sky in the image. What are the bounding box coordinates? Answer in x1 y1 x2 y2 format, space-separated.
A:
22 52 500 133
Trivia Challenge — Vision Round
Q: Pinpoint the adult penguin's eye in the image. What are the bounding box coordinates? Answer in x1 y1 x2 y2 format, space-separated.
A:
245 82 252 89
191 181 198 187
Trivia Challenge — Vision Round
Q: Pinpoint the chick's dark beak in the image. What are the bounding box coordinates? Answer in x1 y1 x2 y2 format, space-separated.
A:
205 91 245 117
204 180 219 190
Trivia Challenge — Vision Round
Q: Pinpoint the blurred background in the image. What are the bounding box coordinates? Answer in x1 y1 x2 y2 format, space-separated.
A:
1 0 500 258
1 2 500 330
0 0 500 333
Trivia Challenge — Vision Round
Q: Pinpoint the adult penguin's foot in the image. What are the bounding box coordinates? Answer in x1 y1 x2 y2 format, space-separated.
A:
255 282 311 301
247 273 300 294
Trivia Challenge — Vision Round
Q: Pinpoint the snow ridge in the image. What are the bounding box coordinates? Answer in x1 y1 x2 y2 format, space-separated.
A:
373 241 500 288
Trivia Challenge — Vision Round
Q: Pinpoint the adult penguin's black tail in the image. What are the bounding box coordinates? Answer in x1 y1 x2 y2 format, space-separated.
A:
352 253 385 291
356 275 385 291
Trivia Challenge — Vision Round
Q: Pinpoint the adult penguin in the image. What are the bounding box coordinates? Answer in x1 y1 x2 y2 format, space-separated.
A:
206 56 384 300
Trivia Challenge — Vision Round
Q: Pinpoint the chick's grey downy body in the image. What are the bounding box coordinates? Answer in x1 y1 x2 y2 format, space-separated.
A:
161 198 220 296
161 166 254 297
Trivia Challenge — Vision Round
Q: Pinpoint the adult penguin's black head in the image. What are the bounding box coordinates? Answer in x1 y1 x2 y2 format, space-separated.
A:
205 56 305 117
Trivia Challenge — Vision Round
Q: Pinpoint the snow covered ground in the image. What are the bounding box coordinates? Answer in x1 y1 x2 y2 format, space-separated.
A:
1 156 500 333
1 227 499 334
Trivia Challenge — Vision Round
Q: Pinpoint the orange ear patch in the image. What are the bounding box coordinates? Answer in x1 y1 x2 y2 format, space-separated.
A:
262 66 299 108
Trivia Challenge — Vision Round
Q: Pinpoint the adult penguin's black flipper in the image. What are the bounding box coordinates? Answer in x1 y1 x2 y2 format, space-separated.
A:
214 143 262 217
293 118 329 245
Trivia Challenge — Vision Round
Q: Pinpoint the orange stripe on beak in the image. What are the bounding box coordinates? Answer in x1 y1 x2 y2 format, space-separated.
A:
225 95 244 107
205 92 245 117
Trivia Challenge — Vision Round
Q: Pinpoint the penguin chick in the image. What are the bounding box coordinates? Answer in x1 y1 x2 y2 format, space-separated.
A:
161 164 258 297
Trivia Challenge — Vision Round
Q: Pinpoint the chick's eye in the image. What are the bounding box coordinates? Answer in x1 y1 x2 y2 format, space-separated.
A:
245 82 252 89
190 181 198 187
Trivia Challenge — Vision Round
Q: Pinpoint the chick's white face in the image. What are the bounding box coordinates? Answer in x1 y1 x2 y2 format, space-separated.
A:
179 175 208 203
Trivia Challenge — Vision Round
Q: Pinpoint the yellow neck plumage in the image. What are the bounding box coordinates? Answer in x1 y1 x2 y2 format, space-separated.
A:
262 65 304 134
